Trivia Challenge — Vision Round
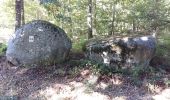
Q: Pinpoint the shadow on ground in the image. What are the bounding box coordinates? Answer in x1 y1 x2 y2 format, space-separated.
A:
0 53 170 100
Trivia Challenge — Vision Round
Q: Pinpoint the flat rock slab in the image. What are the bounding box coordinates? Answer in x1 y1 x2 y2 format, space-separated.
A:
6 20 72 67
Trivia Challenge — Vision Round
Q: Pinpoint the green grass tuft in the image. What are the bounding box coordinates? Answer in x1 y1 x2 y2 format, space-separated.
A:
0 43 7 56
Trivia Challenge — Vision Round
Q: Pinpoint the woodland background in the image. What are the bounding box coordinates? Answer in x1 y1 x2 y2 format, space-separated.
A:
0 0 170 99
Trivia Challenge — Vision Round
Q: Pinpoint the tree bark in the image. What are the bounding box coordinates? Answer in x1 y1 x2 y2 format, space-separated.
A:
67 0 73 35
15 0 24 31
110 1 116 35
87 0 93 39
15 0 21 30
93 0 97 35
21 0 25 25
132 19 136 33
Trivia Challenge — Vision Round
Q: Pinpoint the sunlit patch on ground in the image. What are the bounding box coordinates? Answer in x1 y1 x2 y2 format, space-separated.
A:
152 88 170 100
112 96 127 100
0 60 169 100
35 80 110 100
146 83 164 93
0 37 170 100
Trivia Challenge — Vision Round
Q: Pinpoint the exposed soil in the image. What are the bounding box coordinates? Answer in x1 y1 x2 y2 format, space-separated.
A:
0 54 170 100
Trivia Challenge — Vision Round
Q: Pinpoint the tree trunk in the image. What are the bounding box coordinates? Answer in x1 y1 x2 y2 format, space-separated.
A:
21 0 25 25
15 0 24 31
132 19 136 33
87 0 93 39
68 0 73 35
153 0 159 31
110 1 116 35
15 0 21 30
93 0 97 35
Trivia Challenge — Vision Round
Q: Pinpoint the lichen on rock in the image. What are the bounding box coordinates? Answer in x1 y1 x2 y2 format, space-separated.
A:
6 20 72 67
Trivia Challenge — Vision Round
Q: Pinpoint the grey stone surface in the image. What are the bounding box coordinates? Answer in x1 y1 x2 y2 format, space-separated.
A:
84 35 156 68
6 20 72 67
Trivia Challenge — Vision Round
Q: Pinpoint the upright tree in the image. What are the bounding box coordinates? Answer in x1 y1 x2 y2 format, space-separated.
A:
93 0 97 35
21 0 25 25
15 0 21 30
109 0 116 35
87 0 93 39
15 0 24 30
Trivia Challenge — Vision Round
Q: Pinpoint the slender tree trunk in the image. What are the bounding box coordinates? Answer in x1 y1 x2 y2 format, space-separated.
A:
15 0 21 30
93 0 97 35
153 0 159 31
60 0 64 28
123 22 125 31
110 1 116 35
121 22 123 32
67 0 73 35
87 0 93 39
15 0 24 31
132 19 136 33
21 0 25 25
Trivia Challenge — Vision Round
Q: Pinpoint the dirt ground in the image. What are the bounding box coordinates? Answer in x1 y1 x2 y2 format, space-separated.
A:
0 55 170 100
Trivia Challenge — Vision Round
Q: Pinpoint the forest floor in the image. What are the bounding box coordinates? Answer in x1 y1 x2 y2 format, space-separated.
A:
0 53 170 100
0 31 170 100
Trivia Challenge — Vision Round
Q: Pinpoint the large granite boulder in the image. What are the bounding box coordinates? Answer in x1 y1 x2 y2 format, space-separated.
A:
6 20 72 67
84 34 156 68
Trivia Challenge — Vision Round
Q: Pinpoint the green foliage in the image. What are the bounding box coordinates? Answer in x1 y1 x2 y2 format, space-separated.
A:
40 0 170 38
72 60 120 76
0 43 7 56
156 33 170 58
61 59 115 77
126 66 156 86
0 0 55 30
1 0 170 40
65 59 162 87
72 35 87 52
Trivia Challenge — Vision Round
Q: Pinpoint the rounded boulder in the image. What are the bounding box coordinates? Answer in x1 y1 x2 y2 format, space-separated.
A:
6 20 72 67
